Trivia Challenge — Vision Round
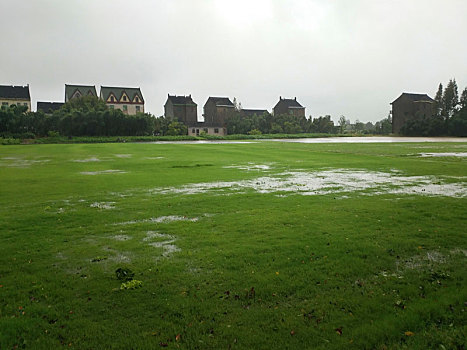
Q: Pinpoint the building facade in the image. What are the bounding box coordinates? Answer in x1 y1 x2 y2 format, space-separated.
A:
164 95 197 124
0 85 31 111
100 86 144 115
65 84 97 102
391 93 435 134
187 122 227 136
241 109 269 117
203 97 235 126
273 97 305 117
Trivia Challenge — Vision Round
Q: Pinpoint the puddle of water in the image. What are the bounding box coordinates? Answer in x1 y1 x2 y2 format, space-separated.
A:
144 231 180 257
151 169 467 198
115 215 199 225
419 152 467 157
72 157 102 162
0 159 51 168
113 235 131 241
266 137 467 143
90 202 116 209
224 163 273 171
144 156 165 160
80 169 127 175
114 154 132 158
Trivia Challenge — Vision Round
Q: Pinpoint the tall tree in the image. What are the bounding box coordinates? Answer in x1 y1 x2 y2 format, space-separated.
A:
442 79 459 118
338 115 346 134
434 83 443 116
460 87 467 109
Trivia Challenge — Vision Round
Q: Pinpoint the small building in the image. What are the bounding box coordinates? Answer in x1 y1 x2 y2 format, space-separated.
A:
241 109 269 117
273 96 305 117
391 93 435 134
37 102 64 114
164 94 197 125
65 84 97 102
100 86 144 115
203 97 235 126
187 122 226 137
0 85 31 111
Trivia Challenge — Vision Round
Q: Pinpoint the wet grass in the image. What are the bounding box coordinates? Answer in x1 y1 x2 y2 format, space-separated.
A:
0 141 466 349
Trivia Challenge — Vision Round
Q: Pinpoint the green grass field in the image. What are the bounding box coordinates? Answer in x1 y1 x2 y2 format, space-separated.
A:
1 141 466 349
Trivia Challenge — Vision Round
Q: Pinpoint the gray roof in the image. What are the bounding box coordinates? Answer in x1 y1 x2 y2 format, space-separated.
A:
166 94 196 106
273 97 304 109
206 96 234 107
242 109 269 116
100 86 144 103
0 85 30 99
65 84 97 101
392 93 435 104
37 102 64 113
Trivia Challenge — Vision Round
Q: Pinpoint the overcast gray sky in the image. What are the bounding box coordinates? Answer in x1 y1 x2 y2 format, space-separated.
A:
1 0 466 122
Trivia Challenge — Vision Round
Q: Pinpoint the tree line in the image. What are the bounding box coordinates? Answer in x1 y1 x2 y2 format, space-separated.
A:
401 79 467 136
1 95 394 138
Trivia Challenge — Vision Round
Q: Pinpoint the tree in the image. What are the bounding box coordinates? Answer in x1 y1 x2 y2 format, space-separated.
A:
434 83 443 116
442 79 459 119
338 116 346 134
460 87 467 109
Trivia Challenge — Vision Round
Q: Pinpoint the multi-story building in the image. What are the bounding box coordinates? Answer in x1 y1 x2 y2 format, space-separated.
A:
164 94 197 124
391 93 435 133
65 84 97 102
0 85 31 111
273 96 305 117
100 86 144 115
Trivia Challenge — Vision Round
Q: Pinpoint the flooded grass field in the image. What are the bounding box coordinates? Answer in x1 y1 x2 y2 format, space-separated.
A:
0 141 466 349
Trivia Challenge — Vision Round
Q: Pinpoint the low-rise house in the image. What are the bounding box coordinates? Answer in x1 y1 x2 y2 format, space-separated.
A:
273 96 305 117
187 122 226 137
65 84 97 102
164 94 197 124
100 86 144 115
203 96 235 126
0 85 31 111
37 102 64 114
391 93 435 133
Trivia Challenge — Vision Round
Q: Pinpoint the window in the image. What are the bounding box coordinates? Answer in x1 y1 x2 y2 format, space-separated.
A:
109 105 114 109
123 96 127 101
196 129 200 135
214 128 219 133
136 105 140 112
123 105 128 111
23 103 28 106
1 102 8 109
192 129 195 133
203 128 208 133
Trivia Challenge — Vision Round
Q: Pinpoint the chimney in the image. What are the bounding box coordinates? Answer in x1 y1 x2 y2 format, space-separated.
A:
280 96 282 100
294 97 296 101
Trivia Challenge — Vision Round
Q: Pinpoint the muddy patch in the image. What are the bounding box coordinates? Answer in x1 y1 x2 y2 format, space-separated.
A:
151 169 467 198
80 169 127 175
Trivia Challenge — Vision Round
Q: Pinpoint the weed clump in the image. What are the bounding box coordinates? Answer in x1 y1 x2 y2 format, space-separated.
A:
115 267 135 281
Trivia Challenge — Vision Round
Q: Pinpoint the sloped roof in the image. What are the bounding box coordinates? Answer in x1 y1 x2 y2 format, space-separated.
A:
242 109 269 116
206 97 234 107
0 85 30 99
37 102 64 113
274 97 304 109
100 86 144 103
65 84 97 101
391 93 434 104
167 95 197 105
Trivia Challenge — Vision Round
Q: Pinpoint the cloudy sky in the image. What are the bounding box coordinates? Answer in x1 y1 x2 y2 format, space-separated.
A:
1 0 466 122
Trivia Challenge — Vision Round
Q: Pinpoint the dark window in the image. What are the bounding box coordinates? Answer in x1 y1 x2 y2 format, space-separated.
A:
214 128 219 133
136 106 140 112
123 105 128 111
192 129 195 133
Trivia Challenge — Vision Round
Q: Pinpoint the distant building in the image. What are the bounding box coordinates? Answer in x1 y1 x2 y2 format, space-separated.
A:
65 84 97 102
100 86 144 115
203 96 235 126
391 93 435 134
187 122 227 137
273 96 305 117
241 109 269 117
0 85 31 111
37 102 64 114
164 94 197 125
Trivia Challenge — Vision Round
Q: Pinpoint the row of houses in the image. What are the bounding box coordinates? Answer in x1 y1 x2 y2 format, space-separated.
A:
0 84 145 115
165 95 305 136
0 83 436 135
